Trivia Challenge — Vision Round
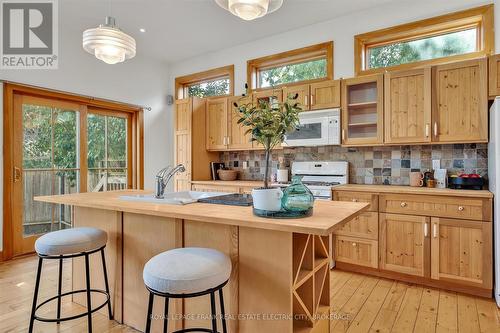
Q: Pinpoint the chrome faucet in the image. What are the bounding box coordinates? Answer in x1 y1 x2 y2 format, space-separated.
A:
155 164 186 199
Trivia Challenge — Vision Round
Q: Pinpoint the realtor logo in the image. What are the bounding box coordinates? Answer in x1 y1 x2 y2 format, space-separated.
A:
1 0 58 69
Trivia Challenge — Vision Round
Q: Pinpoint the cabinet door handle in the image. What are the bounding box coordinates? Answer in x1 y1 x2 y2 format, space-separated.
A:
433 224 438 238
434 122 438 137
342 129 345 141
352 242 357 247
311 94 315 106
400 202 407 208
425 124 430 137
304 95 308 106
352 198 358 202
226 136 230 145
458 206 464 211
424 223 428 237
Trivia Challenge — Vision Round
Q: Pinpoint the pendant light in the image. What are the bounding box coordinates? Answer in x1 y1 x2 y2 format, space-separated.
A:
215 0 283 21
83 14 136 64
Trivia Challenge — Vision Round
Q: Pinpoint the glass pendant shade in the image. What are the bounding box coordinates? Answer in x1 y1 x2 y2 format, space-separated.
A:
215 0 282 21
228 0 269 21
83 17 136 65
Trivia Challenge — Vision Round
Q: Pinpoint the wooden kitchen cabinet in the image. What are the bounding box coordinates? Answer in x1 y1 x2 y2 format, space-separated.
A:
431 217 492 289
379 213 430 277
282 83 310 109
206 97 228 150
384 68 431 144
333 211 378 240
228 95 253 150
488 54 500 97
335 235 378 268
341 74 384 146
252 88 283 106
174 98 218 191
432 58 488 143
310 80 341 110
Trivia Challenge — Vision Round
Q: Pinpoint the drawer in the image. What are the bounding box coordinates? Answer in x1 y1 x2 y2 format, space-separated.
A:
334 235 378 268
333 191 378 211
379 194 492 221
333 212 378 240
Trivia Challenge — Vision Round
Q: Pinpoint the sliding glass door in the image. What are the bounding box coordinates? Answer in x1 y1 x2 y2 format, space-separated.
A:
11 95 133 257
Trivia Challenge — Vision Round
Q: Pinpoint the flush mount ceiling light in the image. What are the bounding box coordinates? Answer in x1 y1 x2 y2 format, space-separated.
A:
83 16 136 65
215 0 283 21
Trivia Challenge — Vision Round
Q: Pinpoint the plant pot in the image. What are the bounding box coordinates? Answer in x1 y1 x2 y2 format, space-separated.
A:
251 187 283 212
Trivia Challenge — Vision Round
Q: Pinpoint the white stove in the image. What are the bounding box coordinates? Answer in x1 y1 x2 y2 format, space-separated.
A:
273 161 349 200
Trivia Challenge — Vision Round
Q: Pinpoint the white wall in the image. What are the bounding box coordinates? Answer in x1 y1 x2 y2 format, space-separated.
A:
168 0 498 96
0 24 171 251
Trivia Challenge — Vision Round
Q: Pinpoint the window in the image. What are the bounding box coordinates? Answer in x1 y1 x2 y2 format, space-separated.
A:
186 77 230 98
247 41 333 89
175 65 234 99
355 5 494 75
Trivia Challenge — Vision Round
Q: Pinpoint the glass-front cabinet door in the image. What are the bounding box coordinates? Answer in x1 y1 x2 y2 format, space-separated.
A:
341 74 384 146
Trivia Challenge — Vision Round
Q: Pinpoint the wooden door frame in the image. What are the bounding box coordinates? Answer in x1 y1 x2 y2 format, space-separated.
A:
2 83 144 261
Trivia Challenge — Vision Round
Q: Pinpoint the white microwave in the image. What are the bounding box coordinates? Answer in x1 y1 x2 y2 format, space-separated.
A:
283 109 340 147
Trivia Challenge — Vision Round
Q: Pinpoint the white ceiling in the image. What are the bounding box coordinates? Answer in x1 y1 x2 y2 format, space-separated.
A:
62 0 396 64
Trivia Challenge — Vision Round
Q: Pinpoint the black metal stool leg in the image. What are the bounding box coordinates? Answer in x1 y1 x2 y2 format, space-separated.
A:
57 257 63 324
145 292 154 333
219 288 227 333
28 257 43 333
163 297 169 333
100 248 113 320
84 253 93 333
210 291 217 333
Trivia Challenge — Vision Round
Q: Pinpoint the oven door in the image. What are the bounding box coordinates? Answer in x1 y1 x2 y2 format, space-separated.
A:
283 116 330 147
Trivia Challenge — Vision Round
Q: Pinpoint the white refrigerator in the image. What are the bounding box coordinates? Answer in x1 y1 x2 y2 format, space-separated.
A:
488 97 500 306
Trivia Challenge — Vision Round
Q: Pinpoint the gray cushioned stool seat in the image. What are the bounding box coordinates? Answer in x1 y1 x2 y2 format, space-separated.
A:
143 247 232 294
34 227 107 256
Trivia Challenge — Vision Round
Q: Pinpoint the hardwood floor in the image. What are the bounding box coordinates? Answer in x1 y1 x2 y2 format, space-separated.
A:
330 269 500 333
1 255 499 333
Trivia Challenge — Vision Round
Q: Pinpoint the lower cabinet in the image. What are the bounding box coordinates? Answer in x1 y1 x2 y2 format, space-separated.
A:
334 235 378 268
332 189 493 296
379 213 430 277
430 217 492 288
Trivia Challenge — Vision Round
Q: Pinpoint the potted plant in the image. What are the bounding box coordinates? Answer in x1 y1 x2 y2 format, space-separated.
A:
234 89 302 213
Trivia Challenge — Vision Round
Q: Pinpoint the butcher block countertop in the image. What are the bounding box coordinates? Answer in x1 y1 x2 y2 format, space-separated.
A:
333 184 493 198
35 190 369 235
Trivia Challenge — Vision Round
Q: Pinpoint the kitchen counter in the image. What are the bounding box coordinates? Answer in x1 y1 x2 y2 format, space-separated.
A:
35 190 368 333
333 184 493 198
36 190 367 235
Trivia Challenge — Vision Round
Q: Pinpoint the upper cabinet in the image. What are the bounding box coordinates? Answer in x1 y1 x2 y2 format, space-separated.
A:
488 54 500 98
310 80 341 110
227 95 254 150
341 74 384 146
432 58 488 143
206 97 228 150
282 80 341 111
384 68 431 144
252 89 282 107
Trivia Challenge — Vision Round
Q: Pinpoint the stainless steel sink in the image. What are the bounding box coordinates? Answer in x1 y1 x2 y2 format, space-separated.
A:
119 191 229 205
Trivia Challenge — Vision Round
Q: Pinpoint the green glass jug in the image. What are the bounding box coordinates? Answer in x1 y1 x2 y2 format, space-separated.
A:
281 176 314 217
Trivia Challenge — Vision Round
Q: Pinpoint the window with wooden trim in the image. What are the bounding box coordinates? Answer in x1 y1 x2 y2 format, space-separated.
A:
247 42 333 89
354 5 494 75
175 65 234 99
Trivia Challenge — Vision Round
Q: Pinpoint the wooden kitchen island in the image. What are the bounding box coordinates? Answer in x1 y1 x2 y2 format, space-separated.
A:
36 190 368 333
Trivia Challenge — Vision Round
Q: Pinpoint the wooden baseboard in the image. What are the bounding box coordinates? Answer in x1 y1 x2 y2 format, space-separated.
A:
334 262 493 299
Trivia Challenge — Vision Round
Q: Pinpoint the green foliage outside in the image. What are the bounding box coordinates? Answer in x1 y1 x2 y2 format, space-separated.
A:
23 105 127 186
234 91 302 188
187 78 230 98
368 29 476 69
259 59 327 88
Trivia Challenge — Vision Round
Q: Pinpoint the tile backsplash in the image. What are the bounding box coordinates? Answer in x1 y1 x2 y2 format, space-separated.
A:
219 144 488 186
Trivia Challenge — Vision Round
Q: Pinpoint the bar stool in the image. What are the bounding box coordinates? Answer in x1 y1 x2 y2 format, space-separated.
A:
142 247 232 333
29 227 113 333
